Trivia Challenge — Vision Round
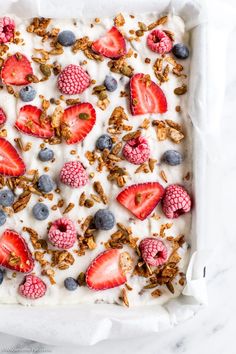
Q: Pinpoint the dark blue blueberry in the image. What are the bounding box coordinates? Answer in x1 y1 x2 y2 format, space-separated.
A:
64 277 78 291
0 269 4 285
172 43 189 59
96 134 113 151
104 75 118 92
94 209 115 230
0 189 14 206
38 148 54 162
162 150 183 166
19 85 37 102
32 203 49 220
38 174 54 193
0 210 6 226
58 30 76 47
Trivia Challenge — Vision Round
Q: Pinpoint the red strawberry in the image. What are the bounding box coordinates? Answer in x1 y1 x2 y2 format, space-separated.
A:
0 108 7 126
86 249 132 291
1 53 33 86
92 26 126 59
61 103 96 145
0 138 25 176
0 229 34 273
130 73 167 115
116 182 165 220
15 105 54 139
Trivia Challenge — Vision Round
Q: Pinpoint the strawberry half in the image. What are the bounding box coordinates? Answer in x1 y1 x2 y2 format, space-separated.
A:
130 73 167 115
1 53 33 86
116 182 165 220
15 105 54 139
0 229 34 273
61 102 96 145
92 26 126 59
0 108 7 126
0 138 26 176
86 249 132 291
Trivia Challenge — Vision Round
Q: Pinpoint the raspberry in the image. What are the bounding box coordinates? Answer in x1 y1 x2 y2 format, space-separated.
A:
139 238 168 266
147 30 172 54
0 17 15 44
60 161 88 188
19 275 46 299
162 184 191 219
48 217 77 249
122 136 150 165
57 64 90 95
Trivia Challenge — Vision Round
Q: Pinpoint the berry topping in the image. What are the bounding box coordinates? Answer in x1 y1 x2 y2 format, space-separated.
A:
38 174 54 193
92 26 126 59
19 274 46 299
1 53 33 86
61 103 96 144
64 277 78 291
57 30 76 47
94 209 115 230
0 269 4 284
0 17 15 44
86 249 132 291
96 134 113 151
139 238 168 267
0 138 26 177
60 161 88 188
130 73 167 115
19 85 36 102
0 107 7 126
172 43 189 59
122 136 150 165
32 203 49 221
147 30 172 54
0 229 34 273
0 210 6 226
0 189 14 206
116 182 165 220
57 64 90 95
162 150 183 166
104 75 118 92
15 105 54 138
48 217 77 249
162 184 191 219
38 148 54 162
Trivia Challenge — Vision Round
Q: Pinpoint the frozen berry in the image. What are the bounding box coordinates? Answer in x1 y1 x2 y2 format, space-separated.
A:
38 174 54 193
104 75 117 92
64 277 78 291
48 217 76 249
60 161 88 188
38 148 54 162
96 134 113 151
19 86 36 102
162 184 191 219
0 189 14 206
147 30 172 54
0 269 4 284
172 43 189 59
57 30 76 47
122 136 150 165
94 209 115 230
0 210 6 226
19 274 47 299
57 64 90 95
162 150 183 166
0 17 15 44
0 107 7 126
32 203 49 221
139 238 168 266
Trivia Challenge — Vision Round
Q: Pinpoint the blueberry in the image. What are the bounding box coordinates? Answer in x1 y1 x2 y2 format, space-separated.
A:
58 30 76 47
19 86 36 102
32 203 49 220
172 43 189 59
94 209 115 230
38 175 54 193
104 75 118 92
64 277 78 291
162 150 183 166
96 134 113 151
0 189 14 206
0 269 4 285
0 210 6 226
38 148 54 162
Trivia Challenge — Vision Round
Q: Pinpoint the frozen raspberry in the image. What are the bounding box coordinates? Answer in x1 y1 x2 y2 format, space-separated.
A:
122 136 150 165
60 161 88 188
0 17 15 44
48 217 77 249
162 184 191 219
139 238 168 267
19 275 46 299
147 30 172 54
57 64 90 95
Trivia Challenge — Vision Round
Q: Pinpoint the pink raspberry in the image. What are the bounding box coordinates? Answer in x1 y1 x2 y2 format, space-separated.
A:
147 30 172 54
0 17 15 44
48 217 77 249
57 64 90 95
139 238 168 267
122 136 150 165
19 275 46 299
60 161 88 188
162 184 191 219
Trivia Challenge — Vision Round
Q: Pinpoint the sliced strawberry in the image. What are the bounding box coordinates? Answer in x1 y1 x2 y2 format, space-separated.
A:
92 26 126 59
15 105 54 138
130 73 167 115
61 102 96 145
0 229 34 273
116 182 165 220
0 108 7 126
0 138 26 176
1 53 33 86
